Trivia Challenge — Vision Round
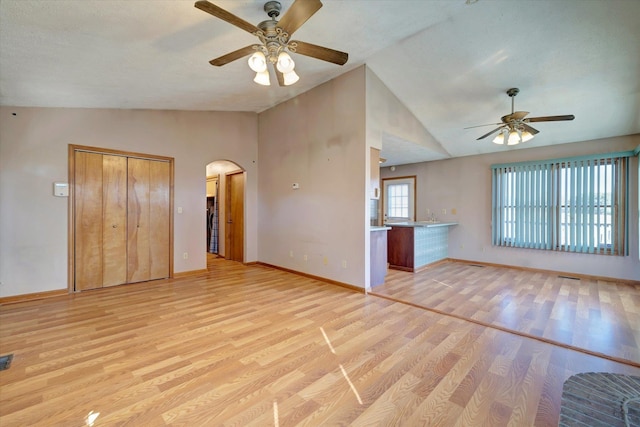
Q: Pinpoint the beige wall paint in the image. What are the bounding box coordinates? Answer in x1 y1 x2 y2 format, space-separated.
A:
365 67 449 159
0 107 258 297
381 134 640 281
258 67 367 288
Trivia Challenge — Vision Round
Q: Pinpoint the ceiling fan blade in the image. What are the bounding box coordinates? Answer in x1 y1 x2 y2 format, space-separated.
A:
501 111 529 123
209 45 257 66
277 0 322 37
289 40 348 65
195 1 260 34
525 115 575 122
464 122 502 129
271 63 285 87
477 126 505 140
521 123 539 135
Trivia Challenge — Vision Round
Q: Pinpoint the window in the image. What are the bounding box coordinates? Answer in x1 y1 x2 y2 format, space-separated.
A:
492 152 631 255
383 176 416 222
387 184 409 218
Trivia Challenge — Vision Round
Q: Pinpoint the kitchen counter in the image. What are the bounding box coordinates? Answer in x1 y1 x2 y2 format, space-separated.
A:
384 221 458 228
386 222 458 272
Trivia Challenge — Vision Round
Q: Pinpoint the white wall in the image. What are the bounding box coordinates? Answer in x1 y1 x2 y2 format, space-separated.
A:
0 107 258 297
381 134 640 281
257 67 367 288
365 67 448 158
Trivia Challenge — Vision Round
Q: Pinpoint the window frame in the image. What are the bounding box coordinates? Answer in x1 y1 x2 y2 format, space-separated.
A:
382 176 416 222
491 152 631 256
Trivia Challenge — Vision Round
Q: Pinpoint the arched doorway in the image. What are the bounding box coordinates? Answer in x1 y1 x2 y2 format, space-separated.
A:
205 160 245 264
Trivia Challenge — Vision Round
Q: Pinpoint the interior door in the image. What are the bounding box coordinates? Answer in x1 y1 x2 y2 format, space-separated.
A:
74 151 104 291
225 171 244 262
70 145 173 292
102 155 128 287
149 160 171 280
127 157 151 283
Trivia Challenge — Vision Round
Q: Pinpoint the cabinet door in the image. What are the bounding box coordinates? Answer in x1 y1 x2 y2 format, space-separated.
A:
75 151 104 291
149 160 171 280
102 155 128 287
127 158 151 283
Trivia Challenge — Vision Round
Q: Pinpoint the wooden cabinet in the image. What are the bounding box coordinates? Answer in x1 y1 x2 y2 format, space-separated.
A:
73 148 172 291
386 226 415 271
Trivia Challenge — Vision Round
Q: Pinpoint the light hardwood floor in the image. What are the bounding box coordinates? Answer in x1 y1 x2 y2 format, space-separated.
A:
372 262 640 367
1 258 638 426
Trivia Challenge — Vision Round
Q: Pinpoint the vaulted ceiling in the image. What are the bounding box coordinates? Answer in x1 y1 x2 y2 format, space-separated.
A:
1 0 639 165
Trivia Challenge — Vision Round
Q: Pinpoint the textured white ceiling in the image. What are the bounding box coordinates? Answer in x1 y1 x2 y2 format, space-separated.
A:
1 0 639 165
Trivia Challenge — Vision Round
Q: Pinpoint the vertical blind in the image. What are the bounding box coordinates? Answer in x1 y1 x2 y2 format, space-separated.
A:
491 151 631 255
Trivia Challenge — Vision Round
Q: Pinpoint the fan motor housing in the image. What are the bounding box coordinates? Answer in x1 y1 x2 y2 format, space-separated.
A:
264 1 281 18
507 88 520 97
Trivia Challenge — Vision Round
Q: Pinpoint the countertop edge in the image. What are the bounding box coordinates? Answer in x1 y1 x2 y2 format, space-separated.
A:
384 222 459 228
370 226 392 231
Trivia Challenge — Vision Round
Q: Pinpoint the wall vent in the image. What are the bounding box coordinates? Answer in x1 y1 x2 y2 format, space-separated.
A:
0 354 13 371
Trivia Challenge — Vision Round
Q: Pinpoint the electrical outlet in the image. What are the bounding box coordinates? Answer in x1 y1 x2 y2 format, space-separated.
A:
303 254 308 262
289 250 294 258
323 257 328 265
426 208 430 215
342 260 347 269
442 208 447 215
183 252 188 259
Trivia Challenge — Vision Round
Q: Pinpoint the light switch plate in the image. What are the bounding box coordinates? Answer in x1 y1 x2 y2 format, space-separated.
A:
53 182 69 197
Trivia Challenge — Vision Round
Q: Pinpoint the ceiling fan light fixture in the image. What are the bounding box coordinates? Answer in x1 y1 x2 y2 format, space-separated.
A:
283 69 299 86
507 129 521 145
493 128 508 145
254 70 271 86
248 51 267 73
521 130 534 142
276 51 295 73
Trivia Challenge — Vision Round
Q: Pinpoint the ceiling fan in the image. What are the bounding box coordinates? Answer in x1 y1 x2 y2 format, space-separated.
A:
194 0 348 86
467 88 575 145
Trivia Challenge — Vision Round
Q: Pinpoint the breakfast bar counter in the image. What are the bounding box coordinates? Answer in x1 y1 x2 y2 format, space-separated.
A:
385 222 458 272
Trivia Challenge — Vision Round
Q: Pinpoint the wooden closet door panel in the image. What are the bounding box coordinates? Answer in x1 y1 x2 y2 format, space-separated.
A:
149 160 170 280
102 155 128 287
75 151 103 291
127 158 150 283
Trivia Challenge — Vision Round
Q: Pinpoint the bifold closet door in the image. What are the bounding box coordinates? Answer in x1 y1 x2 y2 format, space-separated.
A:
75 152 127 290
148 160 170 280
75 151 104 291
127 158 170 283
102 155 127 286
